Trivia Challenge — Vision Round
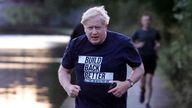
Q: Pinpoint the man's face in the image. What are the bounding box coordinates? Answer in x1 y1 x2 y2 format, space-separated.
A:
141 15 150 28
83 16 108 45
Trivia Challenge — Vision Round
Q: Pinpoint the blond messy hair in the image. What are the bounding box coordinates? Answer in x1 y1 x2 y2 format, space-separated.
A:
81 6 110 25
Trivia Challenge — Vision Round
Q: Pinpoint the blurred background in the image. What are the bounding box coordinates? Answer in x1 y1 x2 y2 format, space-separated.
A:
0 0 191 108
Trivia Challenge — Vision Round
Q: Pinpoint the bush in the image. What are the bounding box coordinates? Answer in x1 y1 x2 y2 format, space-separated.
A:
159 0 192 107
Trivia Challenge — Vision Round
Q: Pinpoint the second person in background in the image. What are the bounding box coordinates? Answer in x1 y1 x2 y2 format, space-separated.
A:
132 14 161 108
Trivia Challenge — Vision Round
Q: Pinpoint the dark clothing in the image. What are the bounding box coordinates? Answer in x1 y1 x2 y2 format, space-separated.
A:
132 28 160 56
71 23 85 40
62 31 142 108
132 28 160 75
142 55 157 75
70 23 85 83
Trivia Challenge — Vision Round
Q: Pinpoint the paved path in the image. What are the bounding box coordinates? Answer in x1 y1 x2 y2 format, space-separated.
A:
127 74 172 108
60 73 172 108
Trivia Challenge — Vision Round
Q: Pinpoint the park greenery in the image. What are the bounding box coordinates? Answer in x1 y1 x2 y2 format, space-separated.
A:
2 0 192 107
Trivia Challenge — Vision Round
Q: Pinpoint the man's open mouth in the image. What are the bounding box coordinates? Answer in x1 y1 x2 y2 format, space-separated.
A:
91 36 99 40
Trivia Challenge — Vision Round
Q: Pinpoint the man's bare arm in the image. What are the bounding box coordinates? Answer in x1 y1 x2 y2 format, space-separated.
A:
154 41 160 50
108 63 144 97
133 41 145 49
58 65 81 97
129 63 145 84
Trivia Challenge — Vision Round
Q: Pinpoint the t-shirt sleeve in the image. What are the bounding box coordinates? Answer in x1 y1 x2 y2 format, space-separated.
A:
132 31 138 42
61 40 76 69
123 38 142 68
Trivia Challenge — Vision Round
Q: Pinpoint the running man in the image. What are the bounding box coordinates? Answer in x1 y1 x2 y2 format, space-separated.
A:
132 14 161 108
58 6 144 108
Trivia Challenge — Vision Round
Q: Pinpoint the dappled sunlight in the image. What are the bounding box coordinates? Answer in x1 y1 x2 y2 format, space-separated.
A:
0 85 51 108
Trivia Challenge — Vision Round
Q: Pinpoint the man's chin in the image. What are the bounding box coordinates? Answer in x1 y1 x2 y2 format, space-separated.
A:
90 40 101 45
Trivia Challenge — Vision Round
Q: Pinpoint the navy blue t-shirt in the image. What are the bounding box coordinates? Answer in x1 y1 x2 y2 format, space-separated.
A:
62 31 142 108
132 28 160 56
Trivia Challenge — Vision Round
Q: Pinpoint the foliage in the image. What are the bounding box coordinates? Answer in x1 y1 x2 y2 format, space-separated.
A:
4 5 46 26
44 0 94 13
158 0 192 107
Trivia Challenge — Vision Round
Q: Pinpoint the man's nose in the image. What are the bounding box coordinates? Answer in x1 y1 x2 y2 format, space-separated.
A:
92 28 97 34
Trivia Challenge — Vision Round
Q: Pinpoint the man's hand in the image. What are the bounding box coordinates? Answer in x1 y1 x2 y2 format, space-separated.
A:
108 80 130 98
65 84 81 98
154 41 160 51
134 41 145 48
58 66 81 98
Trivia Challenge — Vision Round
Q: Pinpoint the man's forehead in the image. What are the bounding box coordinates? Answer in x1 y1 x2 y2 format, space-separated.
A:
84 21 104 27
142 16 150 20
85 24 103 27
84 16 105 25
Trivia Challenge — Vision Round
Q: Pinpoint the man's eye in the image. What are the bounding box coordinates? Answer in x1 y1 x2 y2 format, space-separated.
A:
88 27 93 30
95 27 101 29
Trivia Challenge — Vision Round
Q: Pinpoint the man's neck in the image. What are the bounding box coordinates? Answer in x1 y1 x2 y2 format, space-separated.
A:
142 26 149 31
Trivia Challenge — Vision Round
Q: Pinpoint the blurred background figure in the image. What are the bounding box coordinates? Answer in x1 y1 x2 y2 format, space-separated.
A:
69 23 85 84
132 14 161 108
70 23 85 40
